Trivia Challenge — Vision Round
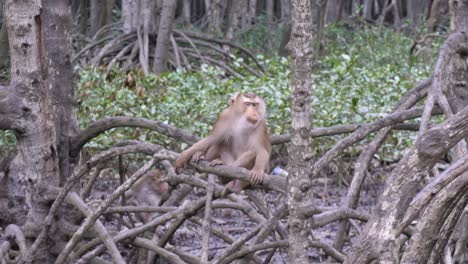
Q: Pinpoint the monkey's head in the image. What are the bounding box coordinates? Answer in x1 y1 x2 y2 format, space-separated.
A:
229 92 266 125
146 169 169 194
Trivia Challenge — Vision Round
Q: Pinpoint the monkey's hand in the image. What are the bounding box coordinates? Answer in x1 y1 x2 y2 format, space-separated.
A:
192 151 205 163
249 168 264 185
175 152 190 173
209 159 224 166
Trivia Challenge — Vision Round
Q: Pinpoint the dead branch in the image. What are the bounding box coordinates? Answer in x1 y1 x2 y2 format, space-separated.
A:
70 116 199 157
201 174 215 263
221 241 288 264
189 160 286 193
333 78 431 250
308 239 346 262
28 143 163 260
65 192 125 264
313 106 443 177
56 153 163 263
104 205 176 214
4 224 27 259
0 241 11 263
75 198 207 263
398 153 468 233
131 237 187 264
312 208 370 227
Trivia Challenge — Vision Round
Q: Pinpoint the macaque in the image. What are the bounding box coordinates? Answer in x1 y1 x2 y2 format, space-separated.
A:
129 169 170 222
175 92 271 194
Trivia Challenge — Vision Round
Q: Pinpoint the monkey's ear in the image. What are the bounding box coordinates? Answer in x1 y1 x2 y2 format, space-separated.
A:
229 92 240 105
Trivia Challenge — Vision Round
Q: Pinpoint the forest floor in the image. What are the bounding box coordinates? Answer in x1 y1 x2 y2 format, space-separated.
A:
86 161 391 263
0 162 389 263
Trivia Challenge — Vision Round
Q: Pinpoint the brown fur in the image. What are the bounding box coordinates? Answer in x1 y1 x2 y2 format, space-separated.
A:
175 93 271 193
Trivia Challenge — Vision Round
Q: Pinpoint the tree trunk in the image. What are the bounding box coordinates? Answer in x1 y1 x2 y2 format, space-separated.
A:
138 0 155 73
239 0 249 29
326 0 340 22
281 0 291 22
225 0 242 41
317 0 327 55
407 0 429 27
89 0 106 36
266 0 274 22
207 0 223 33
2 0 77 262
363 0 373 20
288 0 314 263
246 0 258 26
0 18 9 71
346 1 468 262
77 0 89 35
183 0 192 28
106 0 116 25
450 0 468 32
122 0 139 33
153 0 177 73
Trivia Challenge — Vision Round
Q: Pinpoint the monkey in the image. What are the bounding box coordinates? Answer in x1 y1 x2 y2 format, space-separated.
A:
129 169 170 222
175 92 271 194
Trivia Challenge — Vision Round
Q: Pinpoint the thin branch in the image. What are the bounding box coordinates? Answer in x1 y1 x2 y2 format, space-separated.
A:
181 31 265 73
308 239 346 262
131 237 187 264
173 29 206 64
65 192 125 264
311 208 370 227
312 106 442 176
4 225 27 259
220 241 288 264
28 143 163 261
201 174 215 263
75 198 207 263
56 152 166 263
397 153 468 234
70 116 199 157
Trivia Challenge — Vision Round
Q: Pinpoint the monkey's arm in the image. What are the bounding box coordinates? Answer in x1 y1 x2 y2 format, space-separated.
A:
232 151 256 168
250 149 270 185
175 137 213 171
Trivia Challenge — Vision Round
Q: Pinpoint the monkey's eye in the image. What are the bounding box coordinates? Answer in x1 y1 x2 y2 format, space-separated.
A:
244 102 252 106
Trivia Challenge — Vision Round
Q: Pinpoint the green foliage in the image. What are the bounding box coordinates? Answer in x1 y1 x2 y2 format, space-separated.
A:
76 56 291 150
2 25 443 160
238 16 287 54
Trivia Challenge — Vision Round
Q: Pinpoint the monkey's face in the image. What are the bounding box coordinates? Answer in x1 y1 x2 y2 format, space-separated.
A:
232 93 266 126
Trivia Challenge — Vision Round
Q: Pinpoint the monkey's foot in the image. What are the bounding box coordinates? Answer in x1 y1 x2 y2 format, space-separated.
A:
192 151 205 163
209 159 224 166
221 180 242 197
249 168 265 185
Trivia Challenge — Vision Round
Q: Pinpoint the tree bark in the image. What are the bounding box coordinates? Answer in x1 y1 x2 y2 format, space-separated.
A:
77 0 89 35
450 0 468 32
326 0 340 22
346 2 468 259
2 0 77 262
281 0 291 22
122 0 139 33
0 19 9 71
363 0 373 20
183 0 192 28
288 0 314 263
225 0 242 41
106 0 116 25
266 0 275 22
407 0 429 27
153 0 177 73
207 0 223 33
89 0 106 36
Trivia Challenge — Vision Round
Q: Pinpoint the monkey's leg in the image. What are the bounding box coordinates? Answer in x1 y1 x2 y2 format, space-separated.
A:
221 180 250 196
